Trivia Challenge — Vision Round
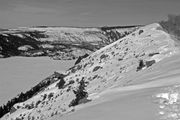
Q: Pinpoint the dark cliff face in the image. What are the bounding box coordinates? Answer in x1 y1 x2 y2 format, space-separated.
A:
0 26 138 59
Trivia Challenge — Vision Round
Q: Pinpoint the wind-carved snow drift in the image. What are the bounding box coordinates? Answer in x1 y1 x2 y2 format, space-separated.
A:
1 23 179 120
154 85 180 120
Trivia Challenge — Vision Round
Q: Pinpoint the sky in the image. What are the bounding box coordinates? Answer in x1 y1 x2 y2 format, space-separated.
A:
0 0 180 28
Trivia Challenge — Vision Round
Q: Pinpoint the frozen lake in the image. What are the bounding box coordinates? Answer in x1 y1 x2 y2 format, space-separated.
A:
0 57 75 106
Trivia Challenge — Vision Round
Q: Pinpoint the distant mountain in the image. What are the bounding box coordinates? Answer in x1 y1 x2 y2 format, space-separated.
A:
1 23 179 120
0 26 138 60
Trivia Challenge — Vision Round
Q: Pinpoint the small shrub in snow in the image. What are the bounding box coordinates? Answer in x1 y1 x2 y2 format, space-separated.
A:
138 30 144 35
57 79 65 89
35 100 41 107
100 54 109 60
25 103 34 109
93 66 102 72
48 93 54 100
42 94 47 100
68 80 75 85
137 60 145 71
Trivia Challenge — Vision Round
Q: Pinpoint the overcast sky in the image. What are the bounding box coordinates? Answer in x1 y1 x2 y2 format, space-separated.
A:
0 0 180 28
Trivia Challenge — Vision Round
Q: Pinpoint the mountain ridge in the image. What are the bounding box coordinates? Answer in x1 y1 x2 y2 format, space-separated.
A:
1 23 180 120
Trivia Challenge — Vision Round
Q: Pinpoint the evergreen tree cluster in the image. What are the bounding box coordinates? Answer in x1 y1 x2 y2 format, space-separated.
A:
75 53 89 65
69 79 88 107
0 75 54 118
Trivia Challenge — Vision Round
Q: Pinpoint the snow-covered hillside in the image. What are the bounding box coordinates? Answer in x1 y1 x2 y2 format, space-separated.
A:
1 23 180 120
0 57 75 106
0 26 137 60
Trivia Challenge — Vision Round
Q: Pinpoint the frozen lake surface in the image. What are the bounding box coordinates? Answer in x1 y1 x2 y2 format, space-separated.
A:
0 57 75 106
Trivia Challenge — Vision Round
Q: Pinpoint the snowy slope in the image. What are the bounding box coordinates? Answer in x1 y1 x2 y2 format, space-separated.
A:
53 52 180 120
1 23 180 120
0 57 75 106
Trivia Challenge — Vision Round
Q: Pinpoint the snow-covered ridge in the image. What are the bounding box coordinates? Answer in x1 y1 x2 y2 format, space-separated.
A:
1 23 179 120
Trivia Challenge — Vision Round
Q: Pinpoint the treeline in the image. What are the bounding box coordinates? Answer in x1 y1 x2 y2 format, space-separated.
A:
0 73 61 118
160 14 180 39
101 26 137 44
100 25 138 30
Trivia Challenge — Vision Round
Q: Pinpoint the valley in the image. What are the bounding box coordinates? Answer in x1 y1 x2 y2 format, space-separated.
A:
0 26 137 60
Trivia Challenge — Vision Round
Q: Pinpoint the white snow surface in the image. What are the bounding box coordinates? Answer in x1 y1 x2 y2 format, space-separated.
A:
1 23 180 120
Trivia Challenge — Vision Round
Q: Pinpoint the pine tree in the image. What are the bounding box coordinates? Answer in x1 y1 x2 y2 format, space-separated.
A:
69 79 88 107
